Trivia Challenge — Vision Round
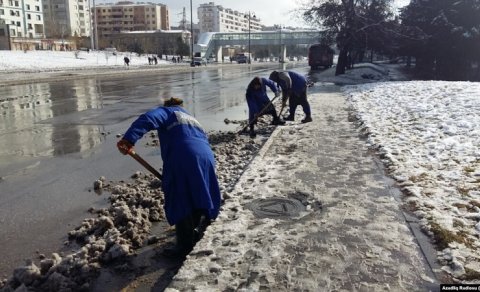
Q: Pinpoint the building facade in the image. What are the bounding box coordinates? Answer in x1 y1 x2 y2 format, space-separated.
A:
104 30 190 55
42 0 91 38
93 1 169 38
0 0 45 39
197 2 262 34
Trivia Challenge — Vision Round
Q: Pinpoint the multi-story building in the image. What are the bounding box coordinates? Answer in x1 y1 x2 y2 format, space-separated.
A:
93 1 169 38
42 0 91 38
0 0 44 38
104 29 190 55
197 2 262 34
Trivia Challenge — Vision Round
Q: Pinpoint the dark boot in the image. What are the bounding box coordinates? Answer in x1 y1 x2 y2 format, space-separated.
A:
249 124 256 138
162 215 195 259
301 116 312 123
271 116 286 125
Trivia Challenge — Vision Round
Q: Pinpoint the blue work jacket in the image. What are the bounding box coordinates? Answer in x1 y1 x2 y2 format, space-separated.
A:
276 71 307 94
123 106 221 225
246 77 278 122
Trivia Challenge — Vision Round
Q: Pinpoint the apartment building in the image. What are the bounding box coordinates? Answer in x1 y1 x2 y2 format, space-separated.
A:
0 0 44 38
93 1 169 38
42 0 91 38
197 2 262 34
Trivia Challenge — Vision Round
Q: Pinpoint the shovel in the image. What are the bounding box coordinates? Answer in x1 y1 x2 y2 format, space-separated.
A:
237 95 280 134
128 150 163 180
277 100 287 118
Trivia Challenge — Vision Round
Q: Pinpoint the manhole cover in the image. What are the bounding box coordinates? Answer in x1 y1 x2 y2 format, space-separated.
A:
248 197 306 219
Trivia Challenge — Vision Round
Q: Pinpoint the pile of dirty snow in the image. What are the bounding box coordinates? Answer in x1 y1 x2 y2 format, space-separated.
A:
0 118 276 291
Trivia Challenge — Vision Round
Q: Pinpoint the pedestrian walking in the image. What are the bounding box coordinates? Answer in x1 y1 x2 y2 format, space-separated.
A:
269 70 312 123
117 97 221 258
245 77 285 138
124 56 130 66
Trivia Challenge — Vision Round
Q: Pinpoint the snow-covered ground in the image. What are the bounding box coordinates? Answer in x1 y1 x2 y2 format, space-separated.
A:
344 81 480 280
1 50 480 290
0 50 174 72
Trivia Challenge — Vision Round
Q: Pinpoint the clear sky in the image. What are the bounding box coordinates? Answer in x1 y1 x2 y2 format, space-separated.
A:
97 0 411 28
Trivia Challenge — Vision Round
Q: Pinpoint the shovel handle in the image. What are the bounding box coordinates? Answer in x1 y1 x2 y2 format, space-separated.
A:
128 150 163 180
238 95 280 134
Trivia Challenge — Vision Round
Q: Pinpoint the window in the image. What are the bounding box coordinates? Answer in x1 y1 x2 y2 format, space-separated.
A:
0 9 3 15
36 15 40 20
8 0 12 5
28 23 32 29
26 4 30 9
15 10 18 15
10 29 15 36
14 0 18 6
27 13 30 19
16 21 20 26
17 31 21 36
35 5 39 11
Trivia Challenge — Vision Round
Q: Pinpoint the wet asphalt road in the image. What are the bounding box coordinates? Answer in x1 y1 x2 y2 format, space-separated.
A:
0 63 312 277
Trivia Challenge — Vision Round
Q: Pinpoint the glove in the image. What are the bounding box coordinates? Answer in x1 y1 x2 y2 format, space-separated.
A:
117 139 134 155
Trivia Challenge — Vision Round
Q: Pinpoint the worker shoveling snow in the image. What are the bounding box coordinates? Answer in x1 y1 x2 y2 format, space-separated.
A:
0 124 276 291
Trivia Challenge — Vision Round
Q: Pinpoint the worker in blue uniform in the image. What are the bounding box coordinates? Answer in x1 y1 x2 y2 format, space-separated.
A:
117 97 221 257
246 76 285 138
269 70 312 123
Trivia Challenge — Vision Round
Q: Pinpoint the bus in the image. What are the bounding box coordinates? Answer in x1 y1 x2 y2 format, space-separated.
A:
308 44 335 69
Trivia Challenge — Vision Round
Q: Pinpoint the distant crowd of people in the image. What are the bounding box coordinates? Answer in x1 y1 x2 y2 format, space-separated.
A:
122 54 187 67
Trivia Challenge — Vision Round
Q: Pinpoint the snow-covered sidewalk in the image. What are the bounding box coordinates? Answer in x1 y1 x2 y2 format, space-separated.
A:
166 85 438 291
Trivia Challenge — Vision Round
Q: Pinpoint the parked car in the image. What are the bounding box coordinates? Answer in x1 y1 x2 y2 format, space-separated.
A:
235 53 251 64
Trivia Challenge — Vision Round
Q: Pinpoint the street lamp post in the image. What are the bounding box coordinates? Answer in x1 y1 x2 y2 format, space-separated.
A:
92 0 98 50
245 12 255 64
88 0 94 50
190 0 194 66
278 25 283 63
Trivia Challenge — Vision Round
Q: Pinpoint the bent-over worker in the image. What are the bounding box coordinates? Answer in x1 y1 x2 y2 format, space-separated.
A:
117 97 221 257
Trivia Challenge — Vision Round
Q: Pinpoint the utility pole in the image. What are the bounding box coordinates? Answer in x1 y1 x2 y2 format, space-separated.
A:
180 7 187 31
190 0 194 66
93 0 98 50
248 12 251 64
89 0 94 49
245 11 254 64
